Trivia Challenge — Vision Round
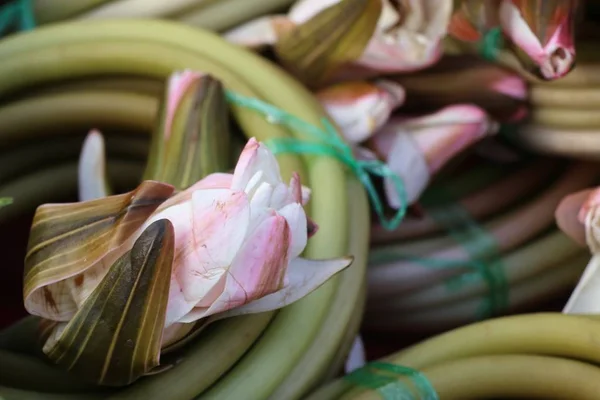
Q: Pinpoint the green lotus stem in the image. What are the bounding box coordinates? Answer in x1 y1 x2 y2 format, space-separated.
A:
366 253 588 332
176 0 296 32
0 91 157 145
0 317 41 356
268 179 369 399
0 19 367 398
22 76 163 98
0 160 142 223
33 0 119 24
372 158 562 243
0 385 102 400
0 350 101 393
368 230 583 313
0 135 148 183
367 162 599 299
340 355 600 400
310 313 600 399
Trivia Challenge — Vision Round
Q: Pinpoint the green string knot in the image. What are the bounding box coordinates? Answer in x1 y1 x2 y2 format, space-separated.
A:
345 361 439 400
478 27 503 62
0 0 35 37
225 90 408 231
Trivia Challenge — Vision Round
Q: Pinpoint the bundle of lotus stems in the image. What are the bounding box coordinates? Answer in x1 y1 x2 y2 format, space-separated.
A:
309 314 600 399
0 19 371 399
366 154 595 333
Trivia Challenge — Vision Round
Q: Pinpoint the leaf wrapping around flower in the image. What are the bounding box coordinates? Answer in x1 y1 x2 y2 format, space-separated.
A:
44 219 175 387
24 181 174 321
275 0 382 88
145 72 231 190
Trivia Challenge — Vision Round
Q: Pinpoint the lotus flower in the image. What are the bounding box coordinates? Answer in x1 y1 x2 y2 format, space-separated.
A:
316 79 405 143
448 0 579 80
225 0 453 83
556 187 600 314
498 0 578 80
363 105 498 208
24 138 351 385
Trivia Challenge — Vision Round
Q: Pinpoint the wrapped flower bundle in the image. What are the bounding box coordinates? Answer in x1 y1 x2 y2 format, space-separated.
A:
2 1 600 400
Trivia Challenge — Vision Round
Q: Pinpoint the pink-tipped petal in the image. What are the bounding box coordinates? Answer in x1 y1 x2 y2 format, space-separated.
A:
158 173 234 211
277 203 308 260
165 71 204 140
317 80 403 143
180 214 290 321
231 138 282 191
405 105 498 172
162 189 250 325
215 256 353 317
555 189 591 248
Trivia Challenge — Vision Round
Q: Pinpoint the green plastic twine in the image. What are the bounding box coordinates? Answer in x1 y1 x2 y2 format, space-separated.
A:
345 362 439 400
422 188 509 319
478 27 503 62
368 185 509 319
0 0 35 37
225 90 408 231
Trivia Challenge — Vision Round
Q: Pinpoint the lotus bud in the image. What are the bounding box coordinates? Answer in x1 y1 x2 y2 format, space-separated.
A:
78 129 109 201
287 0 453 78
555 189 591 248
498 0 579 80
365 105 498 208
24 138 352 385
558 187 600 315
144 70 231 190
316 79 405 144
226 0 452 85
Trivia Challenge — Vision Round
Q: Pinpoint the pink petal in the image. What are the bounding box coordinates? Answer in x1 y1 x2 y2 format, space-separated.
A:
179 214 290 322
165 71 205 141
157 173 233 211
231 138 282 191
215 256 353 317
165 189 250 325
277 203 308 260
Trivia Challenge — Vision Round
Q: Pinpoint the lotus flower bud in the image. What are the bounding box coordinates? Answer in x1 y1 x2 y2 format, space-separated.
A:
289 0 454 76
365 105 498 208
226 0 453 84
24 138 351 385
449 0 579 81
557 187 600 315
78 129 109 201
498 0 579 80
145 70 231 190
316 79 405 143
555 189 592 248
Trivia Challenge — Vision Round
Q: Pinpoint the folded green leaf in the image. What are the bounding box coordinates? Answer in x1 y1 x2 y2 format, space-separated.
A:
24 181 174 321
144 71 231 190
275 0 382 88
44 219 175 386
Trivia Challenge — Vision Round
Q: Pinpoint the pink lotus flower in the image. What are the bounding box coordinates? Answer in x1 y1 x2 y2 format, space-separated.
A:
498 0 577 80
316 79 405 144
225 0 453 78
30 138 351 352
364 105 498 208
148 138 353 345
